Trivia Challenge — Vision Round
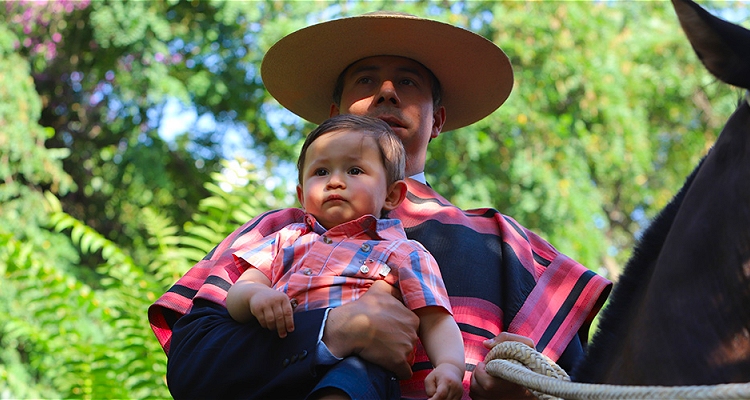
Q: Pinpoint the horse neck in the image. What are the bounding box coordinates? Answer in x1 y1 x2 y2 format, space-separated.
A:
616 98 750 385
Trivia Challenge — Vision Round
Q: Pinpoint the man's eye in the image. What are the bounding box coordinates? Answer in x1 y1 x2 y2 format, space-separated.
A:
348 167 363 175
314 169 328 176
356 77 373 84
400 78 416 86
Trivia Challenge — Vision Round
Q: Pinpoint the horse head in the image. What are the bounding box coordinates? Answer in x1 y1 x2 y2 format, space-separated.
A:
574 0 750 385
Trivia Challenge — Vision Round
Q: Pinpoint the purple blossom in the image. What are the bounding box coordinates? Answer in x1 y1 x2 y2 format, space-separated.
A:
7 0 92 59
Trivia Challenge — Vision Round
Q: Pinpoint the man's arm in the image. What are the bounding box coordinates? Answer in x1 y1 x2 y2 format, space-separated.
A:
167 299 326 399
322 280 420 379
167 281 420 398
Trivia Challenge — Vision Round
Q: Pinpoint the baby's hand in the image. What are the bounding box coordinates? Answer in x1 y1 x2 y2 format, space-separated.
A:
249 287 295 338
424 363 464 400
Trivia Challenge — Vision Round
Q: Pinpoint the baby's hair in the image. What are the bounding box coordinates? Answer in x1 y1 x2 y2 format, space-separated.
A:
297 114 406 187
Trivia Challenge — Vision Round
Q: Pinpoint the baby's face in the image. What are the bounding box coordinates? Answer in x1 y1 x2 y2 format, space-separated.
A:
297 129 390 229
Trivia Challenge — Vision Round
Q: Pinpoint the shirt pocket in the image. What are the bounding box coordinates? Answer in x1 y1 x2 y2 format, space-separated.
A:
350 258 393 281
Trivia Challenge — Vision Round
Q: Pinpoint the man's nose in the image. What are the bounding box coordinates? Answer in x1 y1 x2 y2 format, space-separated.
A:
376 80 400 106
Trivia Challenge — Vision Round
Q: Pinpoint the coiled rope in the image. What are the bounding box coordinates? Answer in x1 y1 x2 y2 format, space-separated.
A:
484 341 750 399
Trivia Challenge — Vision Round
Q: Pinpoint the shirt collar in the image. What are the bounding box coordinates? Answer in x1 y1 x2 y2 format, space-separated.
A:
409 172 426 184
304 214 328 236
304 213 406 241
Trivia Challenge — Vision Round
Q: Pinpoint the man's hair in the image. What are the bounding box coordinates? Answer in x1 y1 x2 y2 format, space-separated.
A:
297 114 406 188
331 58 443 110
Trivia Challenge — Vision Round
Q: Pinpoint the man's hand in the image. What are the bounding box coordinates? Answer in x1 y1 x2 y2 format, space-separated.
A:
469 332 536 400
322 280 419 379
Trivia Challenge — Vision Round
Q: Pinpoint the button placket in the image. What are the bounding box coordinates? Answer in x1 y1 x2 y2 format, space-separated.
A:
358 242 375 275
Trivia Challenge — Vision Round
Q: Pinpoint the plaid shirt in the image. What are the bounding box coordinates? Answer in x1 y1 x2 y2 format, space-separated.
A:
233 213 450 313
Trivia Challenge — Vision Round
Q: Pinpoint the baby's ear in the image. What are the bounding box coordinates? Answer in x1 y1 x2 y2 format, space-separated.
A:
296 184 305 208
383 180 407 211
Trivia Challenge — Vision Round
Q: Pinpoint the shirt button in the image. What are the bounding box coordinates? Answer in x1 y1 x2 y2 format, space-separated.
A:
360 243 372 252
290 298 298 309
302 268 312 276
360 265 370 274
322 236 332 244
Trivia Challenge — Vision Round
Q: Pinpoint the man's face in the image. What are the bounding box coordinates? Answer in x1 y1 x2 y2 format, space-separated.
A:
331 56 446 176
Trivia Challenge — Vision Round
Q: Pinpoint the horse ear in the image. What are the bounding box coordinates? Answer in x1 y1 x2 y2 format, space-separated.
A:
671 0 750 89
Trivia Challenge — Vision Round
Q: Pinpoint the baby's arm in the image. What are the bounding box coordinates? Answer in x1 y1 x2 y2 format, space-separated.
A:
226 268 295 338
415 306 466 400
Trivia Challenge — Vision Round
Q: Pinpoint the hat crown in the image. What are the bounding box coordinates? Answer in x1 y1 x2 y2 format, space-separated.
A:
261 12 513 132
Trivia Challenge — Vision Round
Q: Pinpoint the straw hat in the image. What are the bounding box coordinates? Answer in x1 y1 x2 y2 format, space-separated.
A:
261 12 513 132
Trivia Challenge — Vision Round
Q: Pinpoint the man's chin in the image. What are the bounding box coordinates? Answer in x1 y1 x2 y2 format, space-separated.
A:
386 125 409 138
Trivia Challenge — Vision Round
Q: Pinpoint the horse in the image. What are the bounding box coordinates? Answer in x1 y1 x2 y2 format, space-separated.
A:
572 0 750 386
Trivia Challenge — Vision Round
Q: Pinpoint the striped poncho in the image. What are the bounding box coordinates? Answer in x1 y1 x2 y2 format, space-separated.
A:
149 178 611 397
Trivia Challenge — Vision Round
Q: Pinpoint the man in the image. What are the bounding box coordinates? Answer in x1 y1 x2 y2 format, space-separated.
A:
149 12 611 399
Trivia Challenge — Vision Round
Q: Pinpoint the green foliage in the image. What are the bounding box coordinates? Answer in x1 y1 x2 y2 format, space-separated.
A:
0 1 293 395
0 193 169 398
1 162 288 398
425 1 742 278
0 19 74 239
150 158 292 280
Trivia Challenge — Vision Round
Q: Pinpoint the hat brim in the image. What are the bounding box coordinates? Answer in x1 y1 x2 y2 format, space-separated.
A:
261 13 513 132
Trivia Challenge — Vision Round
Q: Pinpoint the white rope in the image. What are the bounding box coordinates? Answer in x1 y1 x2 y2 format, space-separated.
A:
484 341 750 400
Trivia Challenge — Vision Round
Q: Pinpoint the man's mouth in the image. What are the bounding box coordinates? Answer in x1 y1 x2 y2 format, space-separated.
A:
375 115 405 129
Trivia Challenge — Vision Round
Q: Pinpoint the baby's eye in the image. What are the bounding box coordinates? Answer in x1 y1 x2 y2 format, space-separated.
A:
314 168 329 176
348 167 363 175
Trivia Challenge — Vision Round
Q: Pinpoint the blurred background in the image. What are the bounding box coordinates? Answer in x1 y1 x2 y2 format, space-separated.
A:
1 0 747 397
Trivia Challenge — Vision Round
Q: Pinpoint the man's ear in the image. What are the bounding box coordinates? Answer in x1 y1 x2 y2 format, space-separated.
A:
383 180 408 211
296 184 305 208
329 103 340 117
431 106 446 139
